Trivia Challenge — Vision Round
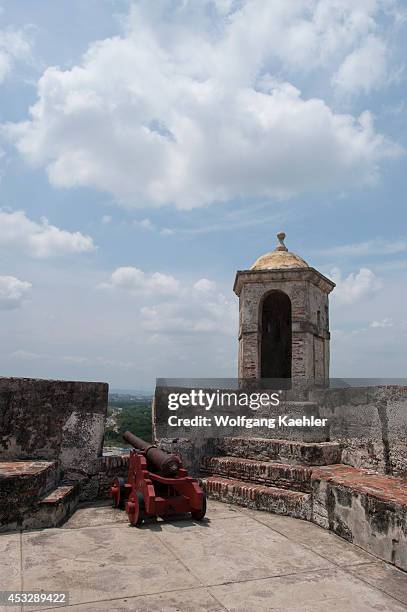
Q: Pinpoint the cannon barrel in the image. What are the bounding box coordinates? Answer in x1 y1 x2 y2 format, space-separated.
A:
123 431 181 477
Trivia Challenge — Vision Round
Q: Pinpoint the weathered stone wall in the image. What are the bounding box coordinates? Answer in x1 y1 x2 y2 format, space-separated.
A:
311 464 407 570
158 437 220 475
154 386 329 442
0 377 108 479
154 385 407 478
312 385 407 478
0 460 61 530
154 386 331 474
214 437 342 466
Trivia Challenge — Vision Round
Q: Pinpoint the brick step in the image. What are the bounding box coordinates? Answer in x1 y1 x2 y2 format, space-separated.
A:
25 485 80 530
216 437 342 465
311 464 407 570
203 476 311 520
0 460 60 531
201 456 312 492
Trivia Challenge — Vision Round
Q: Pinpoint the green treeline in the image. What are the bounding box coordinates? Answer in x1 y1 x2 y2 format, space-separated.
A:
104 398 153 446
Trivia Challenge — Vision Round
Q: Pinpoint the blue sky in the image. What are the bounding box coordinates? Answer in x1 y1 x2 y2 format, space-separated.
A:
0 0 406 390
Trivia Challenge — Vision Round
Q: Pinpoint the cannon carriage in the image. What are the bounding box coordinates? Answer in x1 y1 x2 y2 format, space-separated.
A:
110 431 206 526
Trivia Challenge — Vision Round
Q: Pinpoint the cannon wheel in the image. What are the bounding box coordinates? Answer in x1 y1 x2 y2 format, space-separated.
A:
111 477 126 509
127 491 145 527
191 493 207 521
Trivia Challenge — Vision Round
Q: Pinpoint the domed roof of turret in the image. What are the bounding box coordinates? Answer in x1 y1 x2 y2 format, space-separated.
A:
251 232 309 271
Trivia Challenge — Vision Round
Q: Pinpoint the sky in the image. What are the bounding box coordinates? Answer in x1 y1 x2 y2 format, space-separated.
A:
0 0 406 391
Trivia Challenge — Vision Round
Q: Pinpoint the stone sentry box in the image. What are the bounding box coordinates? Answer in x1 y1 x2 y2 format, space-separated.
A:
234 232 335 386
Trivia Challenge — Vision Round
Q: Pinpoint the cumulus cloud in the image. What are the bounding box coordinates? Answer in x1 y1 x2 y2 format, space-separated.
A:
332 36 388 96
194 278 216 292
0 26 31 83
330 267 382 305
103 266 237 335
4 1 401 209
140 289 236 335
0 275 31 310
105 266 180 296
0 210 95 258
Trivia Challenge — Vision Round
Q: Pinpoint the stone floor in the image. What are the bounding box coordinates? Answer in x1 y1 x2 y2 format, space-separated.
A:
0 500 406 612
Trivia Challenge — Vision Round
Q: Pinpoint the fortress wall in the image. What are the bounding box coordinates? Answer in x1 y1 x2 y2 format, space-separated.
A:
312 385 407 478
0 376 108 479
154 385 407 477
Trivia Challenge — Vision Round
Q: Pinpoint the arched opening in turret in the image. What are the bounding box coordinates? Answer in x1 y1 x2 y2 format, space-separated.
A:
260 290 292 380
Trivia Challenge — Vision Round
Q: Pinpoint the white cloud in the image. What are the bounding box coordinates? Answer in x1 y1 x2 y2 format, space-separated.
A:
332 35 388 96
0 210 95 258
105 266 180 296
5 1 401 209
0 26 32 83
133 218 155 230
131 219 174 234
11 349 136 369
134 220 175 235
11 349 41 360
330 266 382 304
103 265 237 335
140 291 236 335
316 238 407 258
101 214 112 224
370 317 393 328
194 278 216 292
0 275 31 310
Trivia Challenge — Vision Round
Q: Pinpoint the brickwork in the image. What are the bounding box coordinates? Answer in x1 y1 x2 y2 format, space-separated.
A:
201 437 407 571
234 268 334 386
95 454 129 500
204 476 312 519
64 453 130 502
201 456 312 491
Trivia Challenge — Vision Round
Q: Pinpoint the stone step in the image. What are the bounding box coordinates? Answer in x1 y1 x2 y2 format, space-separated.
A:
311 464 407 571
0 460 60 500
203 476 311 520
201 456 312 492
25 485 80 530
0 460 60 531
216 437 342 465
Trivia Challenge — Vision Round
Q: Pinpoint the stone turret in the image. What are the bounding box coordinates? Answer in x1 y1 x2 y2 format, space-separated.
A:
234 232 335 386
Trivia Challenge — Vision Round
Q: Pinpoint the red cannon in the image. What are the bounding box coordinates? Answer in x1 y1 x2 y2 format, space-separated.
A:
109 431 206 526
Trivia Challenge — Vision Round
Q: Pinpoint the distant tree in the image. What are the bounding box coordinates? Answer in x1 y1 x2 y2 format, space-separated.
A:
104 400 153 446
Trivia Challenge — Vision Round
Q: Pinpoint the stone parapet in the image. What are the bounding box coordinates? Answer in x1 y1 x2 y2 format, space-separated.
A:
0 376 108 478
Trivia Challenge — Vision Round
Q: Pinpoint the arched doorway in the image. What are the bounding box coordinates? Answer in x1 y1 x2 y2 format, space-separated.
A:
260 291 292 379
